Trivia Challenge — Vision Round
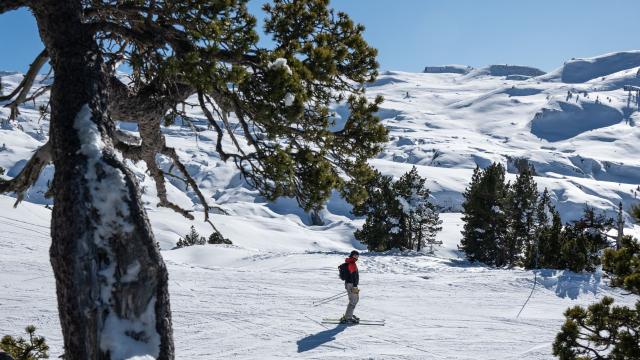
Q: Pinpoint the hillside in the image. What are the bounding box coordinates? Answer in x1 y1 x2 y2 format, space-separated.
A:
1 51 640 359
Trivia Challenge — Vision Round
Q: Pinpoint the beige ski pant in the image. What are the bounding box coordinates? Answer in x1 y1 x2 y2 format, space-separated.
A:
344 283 359 318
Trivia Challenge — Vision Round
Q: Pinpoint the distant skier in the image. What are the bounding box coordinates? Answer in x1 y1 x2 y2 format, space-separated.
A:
340 250 360 324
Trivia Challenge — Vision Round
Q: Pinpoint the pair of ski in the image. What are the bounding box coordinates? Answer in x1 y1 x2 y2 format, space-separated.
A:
321 318 385 326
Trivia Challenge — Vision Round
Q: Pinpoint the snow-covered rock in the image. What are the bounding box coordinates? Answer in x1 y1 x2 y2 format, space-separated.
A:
540 50 640 83
423 64 473 74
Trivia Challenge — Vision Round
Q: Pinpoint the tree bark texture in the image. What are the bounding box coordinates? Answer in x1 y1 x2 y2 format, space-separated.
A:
30 1 174 358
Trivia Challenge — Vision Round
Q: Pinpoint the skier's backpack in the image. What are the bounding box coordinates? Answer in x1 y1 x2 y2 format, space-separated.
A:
338 262 349 281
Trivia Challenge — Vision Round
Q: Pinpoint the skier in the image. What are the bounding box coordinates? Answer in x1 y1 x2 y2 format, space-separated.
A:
340 250 360 324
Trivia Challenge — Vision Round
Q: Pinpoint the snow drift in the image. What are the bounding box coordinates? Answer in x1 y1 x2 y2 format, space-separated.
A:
530 101 623 141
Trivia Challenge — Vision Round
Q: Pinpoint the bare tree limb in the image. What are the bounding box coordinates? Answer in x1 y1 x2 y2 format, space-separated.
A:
22 84 51 104
0 141 51 206
116 139 193 219
1 49 48 120
197 91 230 161
161 170 187 185
115 137 221 221
161 146 214 221
145 151 195 220
205 92 248 157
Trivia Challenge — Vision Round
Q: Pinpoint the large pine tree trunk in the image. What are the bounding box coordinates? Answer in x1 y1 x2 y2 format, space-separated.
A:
31 2 174 358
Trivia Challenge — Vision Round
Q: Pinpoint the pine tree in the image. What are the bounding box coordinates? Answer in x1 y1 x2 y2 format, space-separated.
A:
536 206 564 269
460 163 509 266
553 297 640 359
522 188 562 269
175 226 206 248
560 206 614 272
394 166 442 252
0 326 49 360
560 225 591 273
630 203 640 223
353 171 403 251
355 167 442 252
417 205 443 253
505 164 538 267
460 167 485 262
603 235 640 295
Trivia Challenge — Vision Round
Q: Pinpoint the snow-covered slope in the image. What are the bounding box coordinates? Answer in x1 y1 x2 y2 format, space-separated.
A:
0 196 635 359
366 52 640 224
2 50 640 359
3 51 640 227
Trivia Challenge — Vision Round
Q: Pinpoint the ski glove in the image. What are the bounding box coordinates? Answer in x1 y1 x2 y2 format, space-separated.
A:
352 287 360 294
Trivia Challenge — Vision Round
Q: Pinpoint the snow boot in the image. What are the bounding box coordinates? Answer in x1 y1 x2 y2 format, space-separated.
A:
340 315 359 324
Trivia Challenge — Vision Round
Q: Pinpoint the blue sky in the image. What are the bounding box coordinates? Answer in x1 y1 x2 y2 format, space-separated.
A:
1 0 639 73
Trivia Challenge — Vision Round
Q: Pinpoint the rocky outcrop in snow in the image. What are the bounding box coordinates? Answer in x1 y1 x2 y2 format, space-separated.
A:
423 65 473 74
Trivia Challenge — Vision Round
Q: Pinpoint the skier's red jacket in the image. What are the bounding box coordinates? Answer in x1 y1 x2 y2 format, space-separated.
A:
344 257 359 287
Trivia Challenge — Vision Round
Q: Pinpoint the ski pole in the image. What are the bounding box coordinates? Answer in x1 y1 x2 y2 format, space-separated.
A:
312 294 345 307
312 292 347 306
314 291 346 304
313 293 346 306
313 294 345 306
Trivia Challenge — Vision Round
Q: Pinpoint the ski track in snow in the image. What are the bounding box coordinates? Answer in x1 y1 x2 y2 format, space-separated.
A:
2 51 640 358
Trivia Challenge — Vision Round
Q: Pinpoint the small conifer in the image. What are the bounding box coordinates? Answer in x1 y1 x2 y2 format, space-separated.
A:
175 225 206 248
0 326 49 360
603 236 640 295
553 297 640 359
207 232 232 245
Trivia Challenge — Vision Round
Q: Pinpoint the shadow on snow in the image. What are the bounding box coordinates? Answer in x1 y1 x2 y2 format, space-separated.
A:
536 269 601 300
297 325 348 353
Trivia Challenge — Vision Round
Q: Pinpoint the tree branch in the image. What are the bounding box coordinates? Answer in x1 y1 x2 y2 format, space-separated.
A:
161 146 213 221
1 49 48 120
108 75 194 122
115 139 143 162
0 141 51 206
197 91 229 161
87 20 163 47
86 9 260 65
